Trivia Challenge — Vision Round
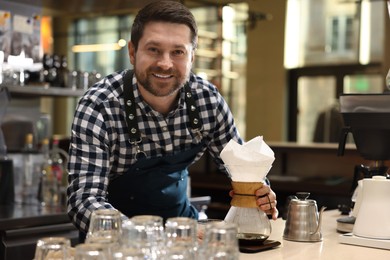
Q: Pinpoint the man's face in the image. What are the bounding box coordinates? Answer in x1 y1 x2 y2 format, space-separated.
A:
128 22 194 97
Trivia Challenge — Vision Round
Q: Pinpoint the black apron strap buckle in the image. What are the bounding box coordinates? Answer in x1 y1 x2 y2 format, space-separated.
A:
184 82 203 133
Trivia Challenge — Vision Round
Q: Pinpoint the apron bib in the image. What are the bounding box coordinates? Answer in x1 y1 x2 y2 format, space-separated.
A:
107 143 202 219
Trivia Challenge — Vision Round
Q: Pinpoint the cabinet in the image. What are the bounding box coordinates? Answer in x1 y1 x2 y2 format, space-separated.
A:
0 86 80 259
2 84 83 151
6 85 84 98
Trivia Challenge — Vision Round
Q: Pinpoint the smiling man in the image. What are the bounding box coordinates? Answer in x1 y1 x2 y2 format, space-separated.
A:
67 0 278 241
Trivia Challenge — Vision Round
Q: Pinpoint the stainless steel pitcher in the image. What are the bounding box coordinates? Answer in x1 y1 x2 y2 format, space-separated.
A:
283 192 326 242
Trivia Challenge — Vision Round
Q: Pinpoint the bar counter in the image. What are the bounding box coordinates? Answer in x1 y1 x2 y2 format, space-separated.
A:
0 204 69 229
2 205 388 259
0 204 78 259
240 210 389 259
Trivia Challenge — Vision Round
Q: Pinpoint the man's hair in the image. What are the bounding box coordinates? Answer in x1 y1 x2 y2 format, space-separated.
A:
131 0 198 50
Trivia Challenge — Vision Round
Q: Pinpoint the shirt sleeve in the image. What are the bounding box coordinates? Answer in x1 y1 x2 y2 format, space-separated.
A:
202 82 243 173
66 95 127 233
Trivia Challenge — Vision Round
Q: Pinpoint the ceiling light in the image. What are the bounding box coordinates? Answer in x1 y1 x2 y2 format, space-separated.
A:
72 39 127 53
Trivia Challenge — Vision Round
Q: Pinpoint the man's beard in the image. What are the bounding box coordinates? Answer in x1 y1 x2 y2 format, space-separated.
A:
134 65 188 97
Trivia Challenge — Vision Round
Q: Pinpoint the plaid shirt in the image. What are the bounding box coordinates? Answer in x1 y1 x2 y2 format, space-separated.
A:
67 69 243 232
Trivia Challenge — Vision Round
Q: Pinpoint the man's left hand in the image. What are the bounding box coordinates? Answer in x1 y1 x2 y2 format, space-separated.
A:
255 185 278 220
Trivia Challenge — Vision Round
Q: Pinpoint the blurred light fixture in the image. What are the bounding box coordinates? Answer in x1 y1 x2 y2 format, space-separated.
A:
284 0 302 68
359 0 371 64
72 39 127 53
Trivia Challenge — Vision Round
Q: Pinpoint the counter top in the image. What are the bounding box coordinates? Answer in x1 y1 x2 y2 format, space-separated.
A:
4 205 387 259
0 204 70 230
0 204 78 260
240 210 389 259
268 141 358 151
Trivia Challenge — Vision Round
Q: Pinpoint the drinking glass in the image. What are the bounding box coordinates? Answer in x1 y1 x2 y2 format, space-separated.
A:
111 247 146 259
197 219 225 241
163 245 194 260
121 215 165 259
198 221 240 260
86 208 122 245
165 217 197 258
74 243 110 260
34 236 71 260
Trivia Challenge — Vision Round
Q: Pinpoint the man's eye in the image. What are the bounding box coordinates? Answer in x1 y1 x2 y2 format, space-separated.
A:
148 48 159 54
172 50 185 56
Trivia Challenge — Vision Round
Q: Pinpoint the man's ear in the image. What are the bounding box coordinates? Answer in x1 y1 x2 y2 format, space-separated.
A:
128 41 135 65
191 49 195 63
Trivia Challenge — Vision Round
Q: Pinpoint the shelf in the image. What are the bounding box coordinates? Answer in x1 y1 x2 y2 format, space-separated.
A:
3 84 85 98
194 68 239 79
196 49 221 59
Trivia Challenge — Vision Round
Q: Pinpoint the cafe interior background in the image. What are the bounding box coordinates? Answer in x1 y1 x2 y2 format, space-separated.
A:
1 0 390 219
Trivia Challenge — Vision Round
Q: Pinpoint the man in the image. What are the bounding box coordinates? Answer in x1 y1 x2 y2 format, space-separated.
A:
67 0 278 236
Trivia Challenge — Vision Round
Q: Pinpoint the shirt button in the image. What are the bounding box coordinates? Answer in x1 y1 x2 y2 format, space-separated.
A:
162 126 168 131
130 196 134 200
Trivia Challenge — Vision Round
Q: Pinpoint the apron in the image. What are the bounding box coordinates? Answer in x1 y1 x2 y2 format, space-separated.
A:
107 70 203 220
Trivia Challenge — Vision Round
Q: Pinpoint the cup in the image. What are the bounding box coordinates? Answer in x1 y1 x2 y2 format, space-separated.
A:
197 219 225 241
165 217 198 258
198 221 240 260
122 215 165 259
86 208 122 245
67 70 78 89
74 243 110 260
111 247 146 259
164 245 194 260
34 236 71 260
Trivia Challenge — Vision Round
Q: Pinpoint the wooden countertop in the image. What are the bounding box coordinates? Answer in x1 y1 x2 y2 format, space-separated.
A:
240 210 390 259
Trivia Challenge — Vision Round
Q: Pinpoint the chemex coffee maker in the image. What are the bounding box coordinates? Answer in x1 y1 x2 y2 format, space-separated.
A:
338 93 390 249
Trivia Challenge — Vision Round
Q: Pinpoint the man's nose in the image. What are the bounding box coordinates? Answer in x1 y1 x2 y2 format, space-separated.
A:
156 53 173 69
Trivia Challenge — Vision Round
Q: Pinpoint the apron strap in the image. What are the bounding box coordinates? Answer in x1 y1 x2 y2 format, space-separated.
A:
184 82 202 132
123 71 141 144
123 70 203 140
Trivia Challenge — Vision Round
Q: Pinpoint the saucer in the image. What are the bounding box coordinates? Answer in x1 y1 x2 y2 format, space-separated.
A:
239 239 281 253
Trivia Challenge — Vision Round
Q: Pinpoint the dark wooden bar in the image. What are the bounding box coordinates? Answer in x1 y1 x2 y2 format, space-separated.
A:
0 204 78 260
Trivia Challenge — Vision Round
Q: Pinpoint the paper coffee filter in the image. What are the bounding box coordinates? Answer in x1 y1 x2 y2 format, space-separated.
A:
225 165 272 182
220 136 275 182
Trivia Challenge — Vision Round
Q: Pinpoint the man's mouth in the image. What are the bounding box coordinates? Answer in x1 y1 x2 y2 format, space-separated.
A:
153 73 173 79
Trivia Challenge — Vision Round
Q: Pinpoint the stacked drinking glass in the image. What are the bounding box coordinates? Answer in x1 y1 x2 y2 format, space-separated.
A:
34 208 240 259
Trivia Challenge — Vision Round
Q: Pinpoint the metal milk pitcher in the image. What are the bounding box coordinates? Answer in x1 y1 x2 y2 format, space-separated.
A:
283 192 326 242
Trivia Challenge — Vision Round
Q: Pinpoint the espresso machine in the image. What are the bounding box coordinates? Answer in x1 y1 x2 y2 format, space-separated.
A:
338 94 390 178
337 94 390 250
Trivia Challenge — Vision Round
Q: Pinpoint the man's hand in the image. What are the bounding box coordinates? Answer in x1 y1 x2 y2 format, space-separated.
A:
229 184 278 220
255 185 278 220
